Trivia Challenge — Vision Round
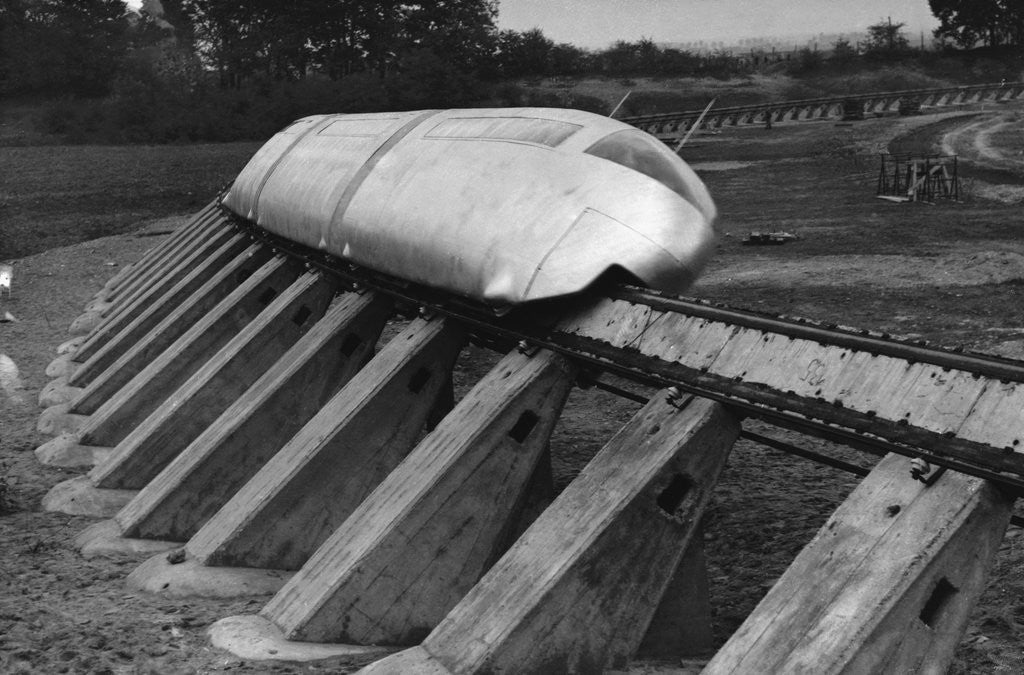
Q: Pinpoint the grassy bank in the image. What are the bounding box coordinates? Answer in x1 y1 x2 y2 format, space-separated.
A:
0 142 260 260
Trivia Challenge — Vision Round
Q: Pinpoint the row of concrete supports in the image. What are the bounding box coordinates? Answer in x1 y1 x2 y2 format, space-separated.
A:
34 205 1013 672
631 82 1024 139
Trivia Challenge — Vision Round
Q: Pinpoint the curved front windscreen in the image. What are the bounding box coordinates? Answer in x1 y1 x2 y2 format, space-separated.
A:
584 129 703 205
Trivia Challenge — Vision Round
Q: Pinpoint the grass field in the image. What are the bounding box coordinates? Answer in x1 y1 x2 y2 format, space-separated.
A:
0 142 261 260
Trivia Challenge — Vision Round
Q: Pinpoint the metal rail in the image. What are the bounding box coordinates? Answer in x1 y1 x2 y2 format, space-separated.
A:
232 214 1024 494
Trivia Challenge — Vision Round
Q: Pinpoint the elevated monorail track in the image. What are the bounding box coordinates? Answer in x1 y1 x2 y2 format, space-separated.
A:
620 81 1024 140
35 200 1022 673
238 213 1024 494
33 89 1024 669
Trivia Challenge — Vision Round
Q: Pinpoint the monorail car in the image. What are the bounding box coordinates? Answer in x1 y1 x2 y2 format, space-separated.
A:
222 107 717 306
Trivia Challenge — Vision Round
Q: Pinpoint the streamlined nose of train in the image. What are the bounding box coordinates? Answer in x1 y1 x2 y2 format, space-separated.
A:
521 194 715 302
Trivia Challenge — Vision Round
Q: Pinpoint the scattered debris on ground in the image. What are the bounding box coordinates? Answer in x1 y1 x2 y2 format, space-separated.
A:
741 231 799 245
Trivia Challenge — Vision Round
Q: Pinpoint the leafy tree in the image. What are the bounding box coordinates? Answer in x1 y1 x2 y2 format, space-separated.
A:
790 46 823 74
929 0 1024 47
658 48 700 76
549 41 590 75
1 0 134 96
634 37 661 73
829 37 858 69
401 0 498 75
600 40 643 75
180 0 320 85
176 0 499 86
496 28 553 77
863 18 911 56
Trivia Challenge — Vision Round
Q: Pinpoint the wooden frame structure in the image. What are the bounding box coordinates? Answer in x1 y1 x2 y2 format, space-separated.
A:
877 153 960 203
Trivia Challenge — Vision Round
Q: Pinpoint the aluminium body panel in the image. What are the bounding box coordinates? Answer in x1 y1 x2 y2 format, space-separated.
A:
222 107 717 306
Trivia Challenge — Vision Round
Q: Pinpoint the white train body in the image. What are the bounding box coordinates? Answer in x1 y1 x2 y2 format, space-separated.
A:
222 108 717 306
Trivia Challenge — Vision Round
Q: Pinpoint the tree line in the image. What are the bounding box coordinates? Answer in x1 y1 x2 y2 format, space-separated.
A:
0 0 783 97
0 0 1020 143
930 0 1024 49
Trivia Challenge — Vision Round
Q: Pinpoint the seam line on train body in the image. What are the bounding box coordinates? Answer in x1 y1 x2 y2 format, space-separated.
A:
250 117 334 222
324 110 444 250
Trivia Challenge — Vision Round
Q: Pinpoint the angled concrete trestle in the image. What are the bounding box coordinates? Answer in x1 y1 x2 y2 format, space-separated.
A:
33 204 1023 673
111 291 396 542
70 230 251 370
360 393 740 673
68 241 273 388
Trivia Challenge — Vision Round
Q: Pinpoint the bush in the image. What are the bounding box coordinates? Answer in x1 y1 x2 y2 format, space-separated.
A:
489 84 606 114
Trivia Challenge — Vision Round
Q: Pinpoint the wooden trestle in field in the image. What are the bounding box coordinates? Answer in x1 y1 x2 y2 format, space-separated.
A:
36 204 1022 673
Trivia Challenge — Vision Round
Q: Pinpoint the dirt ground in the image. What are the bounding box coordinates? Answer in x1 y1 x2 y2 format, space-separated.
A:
2 106 1024 673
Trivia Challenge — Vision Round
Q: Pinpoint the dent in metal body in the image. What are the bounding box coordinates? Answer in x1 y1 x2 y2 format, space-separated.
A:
222 108 717 306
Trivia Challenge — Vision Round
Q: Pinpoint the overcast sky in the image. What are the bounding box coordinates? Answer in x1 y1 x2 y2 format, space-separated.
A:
495 0 939 48
126 1 940 50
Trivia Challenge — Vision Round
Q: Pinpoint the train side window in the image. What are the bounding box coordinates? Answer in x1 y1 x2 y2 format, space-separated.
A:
281 118 319 134
424 117 581 147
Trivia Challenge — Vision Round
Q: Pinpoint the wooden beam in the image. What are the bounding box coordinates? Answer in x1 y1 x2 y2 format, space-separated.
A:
361 395 739 674
69 254 299 419
637 523 715 659
86 272 339 488
703 453 1013 674
67 211 225 339
556 295 1024 472
97 208 224 308
263 348 576 645
179 316 465 566
113 291 393 540
75 225 237 349
71 232 254 368
46 289 389 520
94 201 216 298
68 243 273 387
34 255 305 467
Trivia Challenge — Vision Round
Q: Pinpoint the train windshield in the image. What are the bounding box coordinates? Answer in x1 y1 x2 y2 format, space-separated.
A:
584 129 701 205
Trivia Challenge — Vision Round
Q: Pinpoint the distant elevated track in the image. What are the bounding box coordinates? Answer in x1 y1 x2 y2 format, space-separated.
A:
621 81 1024 141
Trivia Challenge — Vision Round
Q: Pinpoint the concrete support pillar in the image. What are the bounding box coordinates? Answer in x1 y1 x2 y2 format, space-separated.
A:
99 209 224 309
69 214 218 339
71 231 251 368
80 224 238 351
257 348 576 646
69 242 272 388
34 256 304 467
73 255 300 420
636 522 715 659
185 316 467 569
703 453 1013 674
110 291 394 540
87 272 339 489
122 317 467 596
98 201 218 299
359 395 739 674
